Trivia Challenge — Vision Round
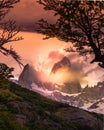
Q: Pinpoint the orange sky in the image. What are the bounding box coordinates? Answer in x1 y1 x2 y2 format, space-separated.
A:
1 0 104 87
5 32 64 60
1 31 103 87
1 32 66 77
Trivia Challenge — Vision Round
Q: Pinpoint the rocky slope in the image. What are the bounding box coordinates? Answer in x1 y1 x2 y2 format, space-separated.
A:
46 81 104 113
0 76 103 130
88 98 104 114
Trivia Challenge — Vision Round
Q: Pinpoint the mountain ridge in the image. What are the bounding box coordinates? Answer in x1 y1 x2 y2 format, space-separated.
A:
18 61 104 115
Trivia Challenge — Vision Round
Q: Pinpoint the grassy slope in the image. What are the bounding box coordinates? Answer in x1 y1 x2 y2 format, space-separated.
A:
0 78 103 130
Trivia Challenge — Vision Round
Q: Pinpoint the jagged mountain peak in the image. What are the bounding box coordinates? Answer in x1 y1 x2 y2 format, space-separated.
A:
18 63 104 115
18 64 40 89
51 56 71 73
23 64 34 70
60 56 70 63
24 64 30 68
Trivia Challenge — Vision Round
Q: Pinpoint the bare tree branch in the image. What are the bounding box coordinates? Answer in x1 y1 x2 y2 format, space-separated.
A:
0 0 24 67
37 0 104 68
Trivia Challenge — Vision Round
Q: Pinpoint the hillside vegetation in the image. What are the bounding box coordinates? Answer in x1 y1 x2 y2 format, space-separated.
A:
0 77 103 130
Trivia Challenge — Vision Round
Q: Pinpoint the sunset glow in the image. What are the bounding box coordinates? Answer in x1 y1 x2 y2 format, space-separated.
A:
1 31 103 87
1 0 103 87
0 0 104 128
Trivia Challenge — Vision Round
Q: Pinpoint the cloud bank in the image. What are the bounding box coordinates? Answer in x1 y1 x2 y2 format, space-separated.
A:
6 0 56 31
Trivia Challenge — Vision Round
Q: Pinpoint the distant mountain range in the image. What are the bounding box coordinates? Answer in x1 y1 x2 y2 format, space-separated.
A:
18 57 104 114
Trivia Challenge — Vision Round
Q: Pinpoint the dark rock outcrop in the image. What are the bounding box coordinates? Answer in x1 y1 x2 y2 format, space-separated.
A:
81 81 104 100
18 64 55 91
18 64 40 89
61 81 82 94
89 99 104 109
51 56 71 74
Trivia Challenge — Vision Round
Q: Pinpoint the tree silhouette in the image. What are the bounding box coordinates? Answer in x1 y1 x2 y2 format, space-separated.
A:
0 63 14 79
37 0 104 68
0 0 23 67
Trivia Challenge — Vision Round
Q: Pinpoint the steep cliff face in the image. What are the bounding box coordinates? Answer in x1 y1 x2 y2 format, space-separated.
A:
51 57 71 74
18 64 40 89
18 64 55 91
51 57 82 93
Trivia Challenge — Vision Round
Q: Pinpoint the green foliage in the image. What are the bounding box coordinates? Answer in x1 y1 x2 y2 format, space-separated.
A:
0 63 14 79
0 105 8 111
0 76 10 89
0 111 28 130
0 78 103 130
0 91 22 103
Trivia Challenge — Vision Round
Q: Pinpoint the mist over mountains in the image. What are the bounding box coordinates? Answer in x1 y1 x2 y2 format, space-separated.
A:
18 57 104 114
3 0 103 86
